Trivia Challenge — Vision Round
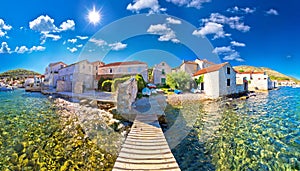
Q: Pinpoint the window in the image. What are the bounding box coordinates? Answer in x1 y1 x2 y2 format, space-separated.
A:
128 68 132 72
70 75 73 81
227 67 230 74
109 68 113 73
162 69 165 75
161 78 166 84
82 64 85 69
162 62 165 66
227 79 231 86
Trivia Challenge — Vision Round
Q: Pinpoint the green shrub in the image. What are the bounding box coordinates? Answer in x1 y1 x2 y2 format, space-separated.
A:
98 77 107 90
135 74 146 92
111 76 131 92
166 71 192 90
101 80 113 92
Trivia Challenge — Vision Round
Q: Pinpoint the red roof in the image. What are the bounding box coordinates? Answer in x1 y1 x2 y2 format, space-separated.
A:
49 61 66 67
193 62 228 76
102 61 147 67
235 71 265 74
198 59 215 65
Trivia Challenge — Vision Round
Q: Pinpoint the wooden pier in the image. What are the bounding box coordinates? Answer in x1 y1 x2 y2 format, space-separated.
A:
113 114 180 171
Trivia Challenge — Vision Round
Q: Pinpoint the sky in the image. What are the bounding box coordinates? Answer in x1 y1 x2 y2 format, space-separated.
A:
0 0 299 79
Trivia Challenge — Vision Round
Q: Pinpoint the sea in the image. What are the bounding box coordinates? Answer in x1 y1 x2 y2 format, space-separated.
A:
0 87 299 170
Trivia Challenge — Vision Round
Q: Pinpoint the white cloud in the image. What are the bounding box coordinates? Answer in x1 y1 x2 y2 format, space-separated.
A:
89 38 127 51
59 20 75 31
29 15 57 33
166 17 182 24
166 0 210 9
109 42 127 51
266 9 279 15
0 19 12 37
231 41 246 47
42 33 61 41
76 44 83 48
193 22 229 39
68 38 77 44
14 45 45 54
127 0 163 14
15 46 29 54
89 38 107 46
223 51 244 61
76 36 89 40
67 47 77 53
30 46 46 52
227 6 256 14
0 42 11 54
213 46 244 61
202 13 250 32
212 46 232 54
147 24 180 43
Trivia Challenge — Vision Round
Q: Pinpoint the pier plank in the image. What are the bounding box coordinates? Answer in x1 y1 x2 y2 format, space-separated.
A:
112 114 180 171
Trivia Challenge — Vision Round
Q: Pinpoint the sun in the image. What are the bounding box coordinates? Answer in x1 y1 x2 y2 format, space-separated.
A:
87 6 101 25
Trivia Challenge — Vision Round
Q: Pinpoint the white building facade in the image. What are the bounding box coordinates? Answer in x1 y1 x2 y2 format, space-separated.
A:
44 62 67 88
236 72 273 91
193 62 246 98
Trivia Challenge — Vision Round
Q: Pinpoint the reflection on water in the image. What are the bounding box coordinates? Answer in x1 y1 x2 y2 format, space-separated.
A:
0 90 121 170
166 87 300 170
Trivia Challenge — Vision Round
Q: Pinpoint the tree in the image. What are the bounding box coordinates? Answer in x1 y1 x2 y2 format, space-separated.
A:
166 71 192 90
135 74 146 92
194 75 204 85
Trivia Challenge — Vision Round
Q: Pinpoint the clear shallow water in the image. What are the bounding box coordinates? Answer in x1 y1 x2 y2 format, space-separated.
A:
167 87 300 171
0 89 119 170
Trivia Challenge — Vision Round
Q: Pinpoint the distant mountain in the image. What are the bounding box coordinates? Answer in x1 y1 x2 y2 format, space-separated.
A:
0 69 41 78
233 65 299 82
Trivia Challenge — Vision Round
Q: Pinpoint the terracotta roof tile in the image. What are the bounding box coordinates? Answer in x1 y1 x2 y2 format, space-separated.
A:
49 61 66 67
193 62 228 76
102 61 147 67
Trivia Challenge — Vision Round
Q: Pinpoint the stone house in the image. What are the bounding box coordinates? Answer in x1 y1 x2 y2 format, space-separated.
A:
193 62 246 98
152 61 172 84
91 61 105 89
44 62 67 88
236 71 274 91
57 60 94 93
97 61 148 82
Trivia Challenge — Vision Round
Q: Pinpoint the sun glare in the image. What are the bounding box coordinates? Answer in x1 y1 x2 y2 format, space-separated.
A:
88 6 101 25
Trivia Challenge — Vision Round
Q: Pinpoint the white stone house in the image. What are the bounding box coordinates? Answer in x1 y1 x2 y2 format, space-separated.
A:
44 62 67 88
236 71 274 91
152 61 172 84
193 62 246 98
57 60 94 93
97 61 148 82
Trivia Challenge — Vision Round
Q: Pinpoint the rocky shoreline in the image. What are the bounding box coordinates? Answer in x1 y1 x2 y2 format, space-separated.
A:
53 98 131 137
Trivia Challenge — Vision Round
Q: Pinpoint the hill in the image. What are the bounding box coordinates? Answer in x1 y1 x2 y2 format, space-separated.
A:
0 69 41 78
233 65 299 82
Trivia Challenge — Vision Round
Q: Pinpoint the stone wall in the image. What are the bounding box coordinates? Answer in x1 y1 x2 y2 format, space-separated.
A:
116 78 137 114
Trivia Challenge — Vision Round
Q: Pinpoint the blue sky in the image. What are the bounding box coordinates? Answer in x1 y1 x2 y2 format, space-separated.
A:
0 0 299 79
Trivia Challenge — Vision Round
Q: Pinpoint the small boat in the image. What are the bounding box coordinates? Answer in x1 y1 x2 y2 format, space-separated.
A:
248 91 256 97
0 85 14 91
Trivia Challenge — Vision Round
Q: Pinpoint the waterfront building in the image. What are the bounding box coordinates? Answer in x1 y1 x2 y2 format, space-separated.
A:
236 71 274 91
193 62 246 98
57 60 94 93
44 62 67 89
152 61 172 84
97 61 148 82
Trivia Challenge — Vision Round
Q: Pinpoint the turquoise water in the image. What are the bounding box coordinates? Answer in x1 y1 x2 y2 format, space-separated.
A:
168 87 300 170
0 89 118 170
